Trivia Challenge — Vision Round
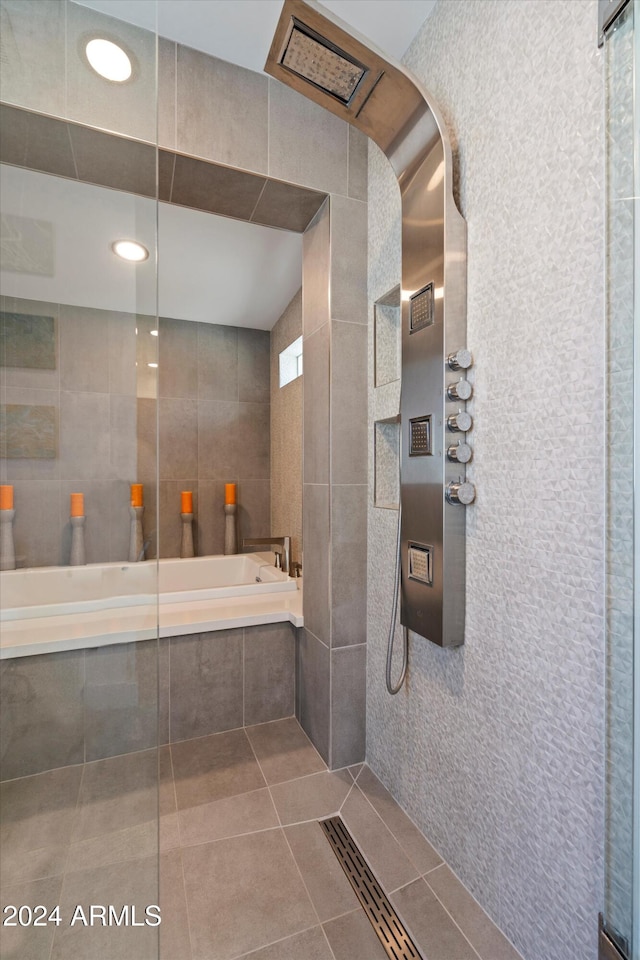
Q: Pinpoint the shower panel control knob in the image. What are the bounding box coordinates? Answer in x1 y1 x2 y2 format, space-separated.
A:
447 348 473 371
447 379 473 402
447 442 473 464
446 481 476 505
447 411 473 433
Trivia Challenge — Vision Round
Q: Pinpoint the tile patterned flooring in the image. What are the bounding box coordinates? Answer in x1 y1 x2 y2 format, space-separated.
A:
0 718 522 960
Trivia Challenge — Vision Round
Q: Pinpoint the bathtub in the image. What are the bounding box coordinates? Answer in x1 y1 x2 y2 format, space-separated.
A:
0 554 302 658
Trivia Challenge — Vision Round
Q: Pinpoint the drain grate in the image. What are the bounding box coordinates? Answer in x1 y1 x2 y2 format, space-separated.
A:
319 815 423 960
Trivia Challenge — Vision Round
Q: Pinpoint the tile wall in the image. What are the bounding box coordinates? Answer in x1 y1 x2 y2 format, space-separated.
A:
367 2 605 959
270 288 303 566
0 0 370 790
0 621 295 780
0 298 270 565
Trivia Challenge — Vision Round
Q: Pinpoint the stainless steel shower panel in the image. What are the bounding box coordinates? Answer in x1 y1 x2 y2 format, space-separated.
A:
266 0 470 647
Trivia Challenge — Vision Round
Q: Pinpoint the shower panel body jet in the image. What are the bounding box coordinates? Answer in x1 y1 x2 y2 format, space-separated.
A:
266 0 472 647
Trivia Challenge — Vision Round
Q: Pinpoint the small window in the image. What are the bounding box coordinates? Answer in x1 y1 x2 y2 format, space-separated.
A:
279 335 303 387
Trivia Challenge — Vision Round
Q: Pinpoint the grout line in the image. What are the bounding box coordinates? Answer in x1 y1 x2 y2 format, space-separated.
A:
227 921 322 960
243 732 324 929
354 770 443 879
419 874 484 960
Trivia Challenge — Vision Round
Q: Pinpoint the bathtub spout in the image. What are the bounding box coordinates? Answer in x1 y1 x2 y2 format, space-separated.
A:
241 537 291 577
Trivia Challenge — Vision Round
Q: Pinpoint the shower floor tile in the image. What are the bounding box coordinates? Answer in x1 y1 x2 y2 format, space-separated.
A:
0 718 523 960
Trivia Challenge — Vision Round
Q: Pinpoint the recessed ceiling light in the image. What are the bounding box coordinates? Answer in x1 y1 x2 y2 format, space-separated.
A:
111 239 149 262
86 38 132 82
150 329 158 336
147 362 158 368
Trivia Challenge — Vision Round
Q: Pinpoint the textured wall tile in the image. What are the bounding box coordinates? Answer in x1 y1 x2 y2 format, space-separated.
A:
366 3 605 959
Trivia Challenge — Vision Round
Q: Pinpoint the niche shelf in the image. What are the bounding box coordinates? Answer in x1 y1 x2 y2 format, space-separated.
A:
374 285 401 387
374 415 400 509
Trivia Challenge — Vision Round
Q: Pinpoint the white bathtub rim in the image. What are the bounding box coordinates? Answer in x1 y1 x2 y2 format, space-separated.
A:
0 585 303 659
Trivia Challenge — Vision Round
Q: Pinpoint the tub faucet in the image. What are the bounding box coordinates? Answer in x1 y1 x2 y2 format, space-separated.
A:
241 537 291 577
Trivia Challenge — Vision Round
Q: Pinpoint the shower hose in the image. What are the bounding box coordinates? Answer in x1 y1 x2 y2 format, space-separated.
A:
385 501 408 695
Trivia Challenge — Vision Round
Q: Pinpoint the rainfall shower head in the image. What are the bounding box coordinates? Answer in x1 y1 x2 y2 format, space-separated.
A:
265 0 433 165
279 20 368 104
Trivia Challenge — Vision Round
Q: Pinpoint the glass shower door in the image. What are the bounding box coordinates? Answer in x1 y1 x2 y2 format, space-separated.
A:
603 1 639 958
0 2 161 958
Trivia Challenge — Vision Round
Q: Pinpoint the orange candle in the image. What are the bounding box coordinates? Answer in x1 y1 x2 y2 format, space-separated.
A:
181 490 193 514
131 483 143 507
224 483 236 505
70 493 84 517
0 485 13 510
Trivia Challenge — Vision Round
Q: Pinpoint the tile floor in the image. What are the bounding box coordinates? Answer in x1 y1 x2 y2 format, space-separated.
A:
0 718 522 960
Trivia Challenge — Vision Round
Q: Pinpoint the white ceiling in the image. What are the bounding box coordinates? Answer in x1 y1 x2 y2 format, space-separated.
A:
75 1 437 73
1 165 303 329
21 1 435 329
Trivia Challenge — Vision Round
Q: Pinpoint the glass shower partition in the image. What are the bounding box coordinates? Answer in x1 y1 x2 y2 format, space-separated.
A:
0 2 161 958
602 1 639 958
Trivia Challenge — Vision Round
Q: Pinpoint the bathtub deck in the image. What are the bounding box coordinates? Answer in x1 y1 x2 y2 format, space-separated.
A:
0 586 303 659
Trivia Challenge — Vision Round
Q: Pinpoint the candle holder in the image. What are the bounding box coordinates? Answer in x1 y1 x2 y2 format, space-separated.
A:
70 515 86 566
224 502 237 555
129 505 145 562
180 512 194 558
0 508 16 571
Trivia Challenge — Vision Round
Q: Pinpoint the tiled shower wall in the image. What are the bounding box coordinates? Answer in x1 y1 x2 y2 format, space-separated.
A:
270 288 303 566
140 315 271 560
604 1 635 944
1 0 369 769
1 621 295 780
367 3 604 960
0 297 270 566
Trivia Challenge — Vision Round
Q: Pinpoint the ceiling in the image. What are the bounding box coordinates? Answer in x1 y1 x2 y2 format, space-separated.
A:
23 0 435 329
75 1 437 73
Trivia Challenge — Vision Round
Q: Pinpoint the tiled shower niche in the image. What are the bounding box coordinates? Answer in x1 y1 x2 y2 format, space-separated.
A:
374 284 401 387
374 416 400 509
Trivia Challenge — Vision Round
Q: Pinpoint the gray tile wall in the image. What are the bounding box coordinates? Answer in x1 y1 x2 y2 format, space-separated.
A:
0 299 270 565
0 296 139 567
270 289 303 566
143 316 271 560
1 0 369 786
0 0 369 203
0 622 295 780
367 3 604 960
299 193 368 768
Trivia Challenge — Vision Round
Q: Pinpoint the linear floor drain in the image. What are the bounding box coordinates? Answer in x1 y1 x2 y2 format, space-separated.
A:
319 815 423 960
